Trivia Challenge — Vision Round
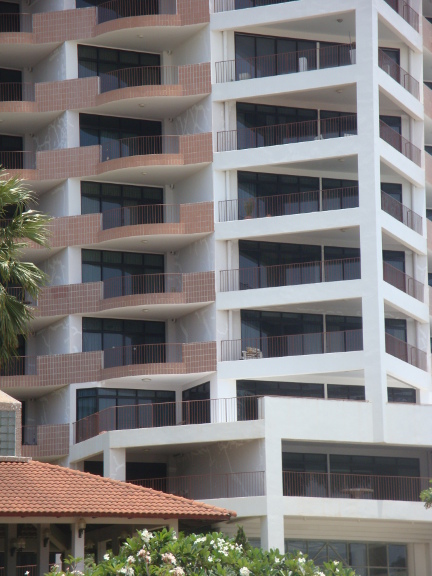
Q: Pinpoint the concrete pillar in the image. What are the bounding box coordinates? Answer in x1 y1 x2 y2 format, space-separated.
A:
37 524 50 576
97 541 107 564
166 520 179 534
356 0 388 441
104 447 126 481
5 525 17 576
71 522 85 572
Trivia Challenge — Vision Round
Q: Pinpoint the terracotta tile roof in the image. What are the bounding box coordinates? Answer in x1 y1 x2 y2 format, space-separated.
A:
0 460 236 520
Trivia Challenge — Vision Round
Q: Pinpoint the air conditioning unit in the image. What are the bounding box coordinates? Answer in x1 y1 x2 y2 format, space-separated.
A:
298 57 308 72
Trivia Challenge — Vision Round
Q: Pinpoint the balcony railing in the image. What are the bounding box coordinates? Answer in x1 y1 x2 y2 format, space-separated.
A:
101 135 179 161
215 43 355 83
0 82 35 102
221 329 363 362
385 332 427 370
381 190 422 233
383 0 419 32
283 470 428 502
73 396 262 443
383 261 424 302
103 272 183 298
220 258 361 292
0 13 32 33
214 0 297 13
97 0 177 24
0 355 36 377
104 342 182 369
379 120 421 166
218 186 359 222
378 49 419 99
217 115 357 152
102 203 180 230
130 470 266 499
100 65 179 93
0 151 36 170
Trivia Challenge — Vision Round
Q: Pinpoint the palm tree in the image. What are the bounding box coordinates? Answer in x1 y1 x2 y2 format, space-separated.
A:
0 169 51 367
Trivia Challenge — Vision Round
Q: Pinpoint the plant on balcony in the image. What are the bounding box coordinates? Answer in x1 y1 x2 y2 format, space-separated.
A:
0 169 51 365
420 480 432 508
54 528 358 576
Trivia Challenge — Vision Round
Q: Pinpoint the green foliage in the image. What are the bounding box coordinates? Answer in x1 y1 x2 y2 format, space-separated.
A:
420 479 432 508
49 528 357 576
0 168 51 363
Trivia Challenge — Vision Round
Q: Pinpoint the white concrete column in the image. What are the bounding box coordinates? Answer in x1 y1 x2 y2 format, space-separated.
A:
97 541 107 564
166 519 179 533
356 0 388 441
261 403 284 551
5 525 17 576
37 524 50 576
71 522 85 572
104 447 126 481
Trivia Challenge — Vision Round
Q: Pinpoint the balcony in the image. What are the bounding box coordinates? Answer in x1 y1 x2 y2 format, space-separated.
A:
221 330 363 362
0 82 35 104
382 0 419 31
381 190 422 233
73 395 261 443
219 186 359 222
21 424 69 459
217 115 357 152
283 470 427 502
383 261 424 301
220 258 360 292
378 49 419 99
130 470 266 499
379 120 421 166
97 0 177 24
215 43 355 84
0 151 35 171
30 272 215 321
385 332 427 370
214 0 297 13
0 341 216 390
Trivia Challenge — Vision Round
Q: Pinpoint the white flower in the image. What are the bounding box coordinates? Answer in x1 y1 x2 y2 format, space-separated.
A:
103 554 110 561
127 556 135 564
333 561 339 566
240 568 251 576
170 568 184 576
25 572 30 575
208 556 213 562
140 529 153 543
275 557 280 564
162 552 177 565
298 557 306 564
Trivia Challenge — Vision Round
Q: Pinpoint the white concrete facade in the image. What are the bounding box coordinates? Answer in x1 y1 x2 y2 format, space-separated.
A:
3 0 432 573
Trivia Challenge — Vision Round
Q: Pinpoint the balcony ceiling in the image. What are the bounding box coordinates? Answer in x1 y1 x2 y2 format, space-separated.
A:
246 154 358 176
247 11 355 43
90 23 207 53
249 296 363 318
0 43 59 69
0 111 61 135
241 227 360 248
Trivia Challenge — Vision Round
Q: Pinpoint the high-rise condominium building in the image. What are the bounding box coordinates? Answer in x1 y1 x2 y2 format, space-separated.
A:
1 0 432 573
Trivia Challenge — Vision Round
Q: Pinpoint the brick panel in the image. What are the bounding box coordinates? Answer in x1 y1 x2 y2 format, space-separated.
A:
180 202 214 234
184 271 215 303
37 146 100 180
36 77 98 113
21 424 69 459
179 63 211 96
33 8 96 43
179 133 212 164
183 341 217 373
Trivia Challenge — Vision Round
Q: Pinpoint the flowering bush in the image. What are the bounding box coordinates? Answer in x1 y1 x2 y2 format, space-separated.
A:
50 528 357 576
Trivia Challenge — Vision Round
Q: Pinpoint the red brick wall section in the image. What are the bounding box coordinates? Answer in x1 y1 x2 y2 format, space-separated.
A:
183 342 217 373
179 133 212 165
184 272 215 303
179 63 211 96
180 202 214 234
37 146 100 180
36 77 98 113
178 0 209 24
21 424 69 459
35 282 102 317
37 351 103 388
33 8 96 43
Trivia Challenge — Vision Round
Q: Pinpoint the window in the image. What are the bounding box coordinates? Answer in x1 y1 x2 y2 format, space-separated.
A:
79 113 162 160
235 33 316 80
388 387 416 403
182 382 210 424
0 68 22 101
76 388 175 441
81 181 163 220
236 103 318 149
78 45 160 87
82 249 164 297
385 319 407 342
238 240 321 289
321 178 359 211
82 318 165 366
320 110 357 139
237 171 319 217
0 2 19 32
327 385 365 401
326 315 362 353
323 246 361 282
0 410 15 456
381 182 402 203
285 540 408 576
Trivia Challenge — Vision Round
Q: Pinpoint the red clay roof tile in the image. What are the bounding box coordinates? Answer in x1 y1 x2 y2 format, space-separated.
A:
0 460 236 520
